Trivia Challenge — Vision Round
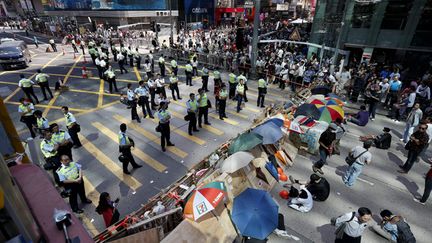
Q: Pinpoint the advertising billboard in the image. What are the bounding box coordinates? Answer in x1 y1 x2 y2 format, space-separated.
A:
184 0 215 23
42 0 166 11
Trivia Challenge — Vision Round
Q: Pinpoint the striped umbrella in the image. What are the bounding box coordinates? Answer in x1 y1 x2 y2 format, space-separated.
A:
315 104 344 123
184 181 227 221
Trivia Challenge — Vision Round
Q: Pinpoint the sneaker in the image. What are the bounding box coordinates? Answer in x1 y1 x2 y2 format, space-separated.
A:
312 165 318 173
413 197 426 205
370 118 375 121
399 138 404 142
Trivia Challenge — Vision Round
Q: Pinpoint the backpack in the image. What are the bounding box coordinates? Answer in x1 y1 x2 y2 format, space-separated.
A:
395 219 416 243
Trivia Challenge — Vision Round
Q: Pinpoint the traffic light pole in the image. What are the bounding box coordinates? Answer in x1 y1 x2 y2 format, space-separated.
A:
251 0 261 79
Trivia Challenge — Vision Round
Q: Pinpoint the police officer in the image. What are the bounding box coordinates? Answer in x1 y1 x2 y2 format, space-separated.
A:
197 88 211 128
56 155 92 213
40 131 61 184
62 106 82 148
201 65 209 92
117 52 128 74
186 93 199 135
147 77 157 110
119 123 142 174
218 84 228 120
104 65 119 93
127 83 140 123
18 98 36 138
183 61 192 86
191 56 198 77
51 123 73 161
128 46 134 67
228 72 237 99
19 74 39 104
111 43 118 62
236 79 246 113
155 73 166 98
169 72 181 101
95 57 103 79
158 55 166 77
120 44 128 65
135 80 154 119
134 48 141 69
170 58 178 76
257 77 268 108
157 102 175 152
33 110 49 138
213 70 222 94
144 59 152 78
35 69 53 100
237 73 248 102
89 46 98 65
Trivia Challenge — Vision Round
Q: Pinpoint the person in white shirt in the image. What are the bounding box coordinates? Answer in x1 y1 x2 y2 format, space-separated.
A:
155 74 166 98
379 78 390 103
333 207 372 243
343 141 373 187
288 185 313 213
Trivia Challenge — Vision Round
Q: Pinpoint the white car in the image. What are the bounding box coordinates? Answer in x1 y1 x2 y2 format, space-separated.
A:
0 38 15 44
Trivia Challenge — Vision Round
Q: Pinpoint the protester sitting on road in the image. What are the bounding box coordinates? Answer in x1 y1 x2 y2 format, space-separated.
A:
360 127 392 149
287 185 313 213
288 174 330 202
346 105 369 126
371 209 416 243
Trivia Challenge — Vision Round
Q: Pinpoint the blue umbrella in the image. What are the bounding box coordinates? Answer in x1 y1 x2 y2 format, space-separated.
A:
265 162 279 181
263 118 284 127
232 188 279 240
252 122 283 144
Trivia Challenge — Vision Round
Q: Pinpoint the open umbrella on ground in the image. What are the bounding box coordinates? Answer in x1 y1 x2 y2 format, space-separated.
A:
315 104 344 123
294 103 321 120
252 122 283 145
263 117 284 127
311 85 332 95
325 97 345 106
220 151 255 173
228 132 263 155
232 188 279 240
184 181 227 221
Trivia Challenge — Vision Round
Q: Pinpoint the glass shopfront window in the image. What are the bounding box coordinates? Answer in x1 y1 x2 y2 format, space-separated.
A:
351 3 376 28
380 0 414 30
411 0 432 47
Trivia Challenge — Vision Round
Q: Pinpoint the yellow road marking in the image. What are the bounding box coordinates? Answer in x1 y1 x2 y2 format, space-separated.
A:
80 214 99 236
168 107 225 135
79 176 100 236
134 67 142 81
79 134 142 190
43 53 63 69
113 115 188 158
92 122 167 172
4 87 21 102
69 88 119 97
98 79 104 107
145 112 206 145
43 55 82 117
246 91 277 102
248 86 284 98
208 113 238 126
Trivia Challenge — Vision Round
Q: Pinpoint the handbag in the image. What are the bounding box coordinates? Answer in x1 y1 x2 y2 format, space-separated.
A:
75 124 81 133
184 114 190 121
345 149 368 166
155 124 161 132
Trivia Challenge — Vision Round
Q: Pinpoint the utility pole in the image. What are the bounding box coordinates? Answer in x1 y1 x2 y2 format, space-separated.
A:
250 0 261 78
169 0 173 45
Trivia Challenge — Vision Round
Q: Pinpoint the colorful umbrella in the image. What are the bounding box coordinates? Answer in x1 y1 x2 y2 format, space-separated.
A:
228 132 263 155
294 103 321 120
315 104 344 123
184 181 227 221
325 97 344 106
232 188 279 240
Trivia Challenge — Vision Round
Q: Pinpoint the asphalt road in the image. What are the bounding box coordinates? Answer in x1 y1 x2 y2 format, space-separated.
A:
1 30 431 242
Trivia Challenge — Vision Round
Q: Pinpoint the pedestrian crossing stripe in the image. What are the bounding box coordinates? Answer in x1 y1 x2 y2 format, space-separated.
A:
246 91 277 102
98 79 104 107
78 134 143 190
80 214 99 236
171 101 239 126
226 100 261 113
248 86 284 99
166 106 225 135
113 115 188 158
134 67 142 81
92 122 167 172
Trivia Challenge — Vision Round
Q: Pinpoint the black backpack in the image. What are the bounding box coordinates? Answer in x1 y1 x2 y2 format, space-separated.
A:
395 219 416 243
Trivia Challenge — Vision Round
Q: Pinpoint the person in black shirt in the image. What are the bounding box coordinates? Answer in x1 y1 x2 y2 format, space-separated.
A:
360 127 392 149
289 174 330 201
312 124 337 175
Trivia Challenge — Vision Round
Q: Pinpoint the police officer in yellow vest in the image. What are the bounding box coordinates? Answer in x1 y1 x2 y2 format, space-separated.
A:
33 110 49 138
51 123 73 161
213 70 222 94
104 65 119 93
257 77 268 108
169 72 182 101
170 58 178 76
198 88 211 128
18 97 37 138
218 84 228 120
228 72 237 99
158 56 166 77
56 155 92 214
201 66 209 92
19 74 39 104
119 123 142 174
185 61 193 86
62 106 82 148
35 69 53 100
236 79 246 113
157 102 175 152
237 73 248 102
40 131 61 183
186 93 199 135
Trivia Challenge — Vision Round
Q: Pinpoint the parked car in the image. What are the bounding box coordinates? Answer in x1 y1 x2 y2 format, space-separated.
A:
0 40 31 70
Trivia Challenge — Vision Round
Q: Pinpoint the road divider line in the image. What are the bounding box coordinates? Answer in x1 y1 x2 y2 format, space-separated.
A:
98 79 104 107
92 122 167 172
79 134 142 190
43 55 82 117
5 101 86 112
113 115 188 158
134 67 142 81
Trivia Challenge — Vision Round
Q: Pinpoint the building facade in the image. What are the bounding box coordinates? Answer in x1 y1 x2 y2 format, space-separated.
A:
310 0 432 76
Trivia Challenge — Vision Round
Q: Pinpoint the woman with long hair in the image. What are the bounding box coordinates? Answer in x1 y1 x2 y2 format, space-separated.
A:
95 192 120 227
